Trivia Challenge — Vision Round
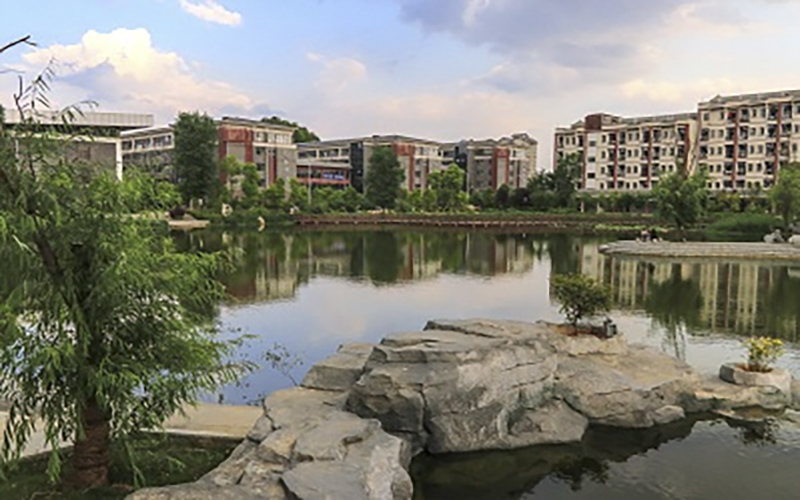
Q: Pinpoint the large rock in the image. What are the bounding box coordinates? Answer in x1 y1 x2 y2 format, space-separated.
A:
301 343 374 392
348 319 696 454
553 345 696 428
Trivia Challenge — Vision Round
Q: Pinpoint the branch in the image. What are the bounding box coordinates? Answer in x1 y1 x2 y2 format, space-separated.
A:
0 35 35 55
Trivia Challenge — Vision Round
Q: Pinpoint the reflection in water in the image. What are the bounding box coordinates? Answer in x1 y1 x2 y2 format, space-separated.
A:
175 230 543 305
411 416 800 500
580 245 800 342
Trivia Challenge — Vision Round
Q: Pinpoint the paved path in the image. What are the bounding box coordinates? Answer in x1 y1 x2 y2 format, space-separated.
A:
602 241 800 262
0 403 261 458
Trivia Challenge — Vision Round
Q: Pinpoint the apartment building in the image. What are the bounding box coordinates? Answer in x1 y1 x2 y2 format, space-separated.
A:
121 117 297 186
554 112 697 192
446 133 538 192
698 90 800 191
297 135 444 192
4 110 154 179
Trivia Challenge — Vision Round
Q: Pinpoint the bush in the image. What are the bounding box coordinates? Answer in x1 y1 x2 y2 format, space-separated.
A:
551 274 612 329
707 213 783 235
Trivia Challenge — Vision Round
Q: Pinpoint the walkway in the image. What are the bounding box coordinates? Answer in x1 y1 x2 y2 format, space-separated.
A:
602 241 800 262
0 403 261 458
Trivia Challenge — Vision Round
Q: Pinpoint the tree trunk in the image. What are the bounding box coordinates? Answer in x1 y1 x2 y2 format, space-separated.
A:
66 400 111 490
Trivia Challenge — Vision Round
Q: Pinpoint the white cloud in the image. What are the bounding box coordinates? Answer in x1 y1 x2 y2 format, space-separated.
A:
178 0 242 27
22 28 254 119
306 53 368 93
621 78 741 103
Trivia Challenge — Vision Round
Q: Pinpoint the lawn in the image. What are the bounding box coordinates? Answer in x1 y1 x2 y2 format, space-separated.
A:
0 433 239 500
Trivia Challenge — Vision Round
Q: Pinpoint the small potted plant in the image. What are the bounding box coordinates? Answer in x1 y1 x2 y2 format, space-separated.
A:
719 337 791 395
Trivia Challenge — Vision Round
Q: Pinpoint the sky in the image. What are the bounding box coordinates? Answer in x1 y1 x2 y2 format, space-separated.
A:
3 0 800 169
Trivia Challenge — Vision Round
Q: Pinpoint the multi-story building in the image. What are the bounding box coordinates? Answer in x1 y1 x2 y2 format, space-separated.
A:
121 117 297 186
4 109 154 179
297 135 444 192
554 112 697 192
447 133 538 192
698 90 800 191
557 88 800 193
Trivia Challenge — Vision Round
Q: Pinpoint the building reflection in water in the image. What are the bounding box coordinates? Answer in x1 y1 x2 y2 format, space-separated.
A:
579 244 800 341
174 230 540 305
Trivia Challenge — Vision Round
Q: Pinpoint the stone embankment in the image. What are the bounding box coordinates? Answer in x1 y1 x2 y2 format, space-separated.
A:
129 319 800 500
602 240 800 261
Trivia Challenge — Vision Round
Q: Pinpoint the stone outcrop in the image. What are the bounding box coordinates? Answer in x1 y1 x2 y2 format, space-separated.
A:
128 319 798 499
347 319 697 455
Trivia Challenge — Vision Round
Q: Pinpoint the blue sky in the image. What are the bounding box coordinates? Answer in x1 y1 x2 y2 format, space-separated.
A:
3 0 800 168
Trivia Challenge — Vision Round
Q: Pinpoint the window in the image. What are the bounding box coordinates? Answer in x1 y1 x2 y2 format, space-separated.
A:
588 173 596 179
587 157 596 163
703 113 710 121
589 140 597 147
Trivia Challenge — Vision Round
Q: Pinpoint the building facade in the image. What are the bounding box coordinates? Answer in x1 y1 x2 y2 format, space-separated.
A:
297 135 445 192
4 110 154 179
121 117 297 186
447 133 538 192
556 88 800 193
698 90 800 192
554 112 697 192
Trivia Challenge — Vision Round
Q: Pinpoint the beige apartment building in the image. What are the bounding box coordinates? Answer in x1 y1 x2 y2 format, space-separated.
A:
554 112 697 192
121 117 297 186
445 133 538 192
556 88 800 193
297 135 444 192
697 90 800 191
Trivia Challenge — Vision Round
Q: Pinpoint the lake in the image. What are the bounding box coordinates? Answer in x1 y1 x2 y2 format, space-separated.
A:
176 229 800 499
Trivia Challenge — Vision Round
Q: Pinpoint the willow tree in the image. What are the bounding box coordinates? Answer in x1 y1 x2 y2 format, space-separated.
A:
0 42 251 490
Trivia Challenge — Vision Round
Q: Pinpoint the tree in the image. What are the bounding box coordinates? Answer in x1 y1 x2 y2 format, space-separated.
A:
174 112 219 205
552 153 582 209
428 164 467 212
653 169 708 236
240 163 262 208
288 178 309 211
0 60 251 490
551 274 612 331
341 186 365 213
365 147 403 209
264 178 286 211
495 184 511 210
260 116 320 143
770 162 800 228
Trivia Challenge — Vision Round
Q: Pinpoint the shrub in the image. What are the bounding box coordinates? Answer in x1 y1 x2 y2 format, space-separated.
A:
551 274 612 330
744 337 784 373
707 213 783 235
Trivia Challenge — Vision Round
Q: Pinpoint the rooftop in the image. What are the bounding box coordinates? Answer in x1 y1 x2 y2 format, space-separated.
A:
700 89 800 107
4 109 154 130
298 134 444 148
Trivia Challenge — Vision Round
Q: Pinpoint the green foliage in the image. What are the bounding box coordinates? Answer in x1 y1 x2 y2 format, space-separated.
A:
551 274 612 328
494 184 511 210
264 178 286 211
744 337 784 373
365 147 403 209
260 116 320 143
552 153 582 208
240 163 262 208
653 169 708 234
0 76 252 488
428 164 468 212
707 213 782 236
288 178 309 211
174 112 219 205
121 171 181 213
770 163 800 228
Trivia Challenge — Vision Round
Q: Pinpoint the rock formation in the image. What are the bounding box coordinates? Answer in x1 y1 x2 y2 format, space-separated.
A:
128 319 796 499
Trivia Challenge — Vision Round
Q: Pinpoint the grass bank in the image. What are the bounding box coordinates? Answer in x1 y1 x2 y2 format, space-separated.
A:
0 433 238 499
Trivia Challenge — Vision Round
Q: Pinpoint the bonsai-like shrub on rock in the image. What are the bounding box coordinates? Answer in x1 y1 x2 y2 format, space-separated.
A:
551 273 612 332
744 337 784 373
